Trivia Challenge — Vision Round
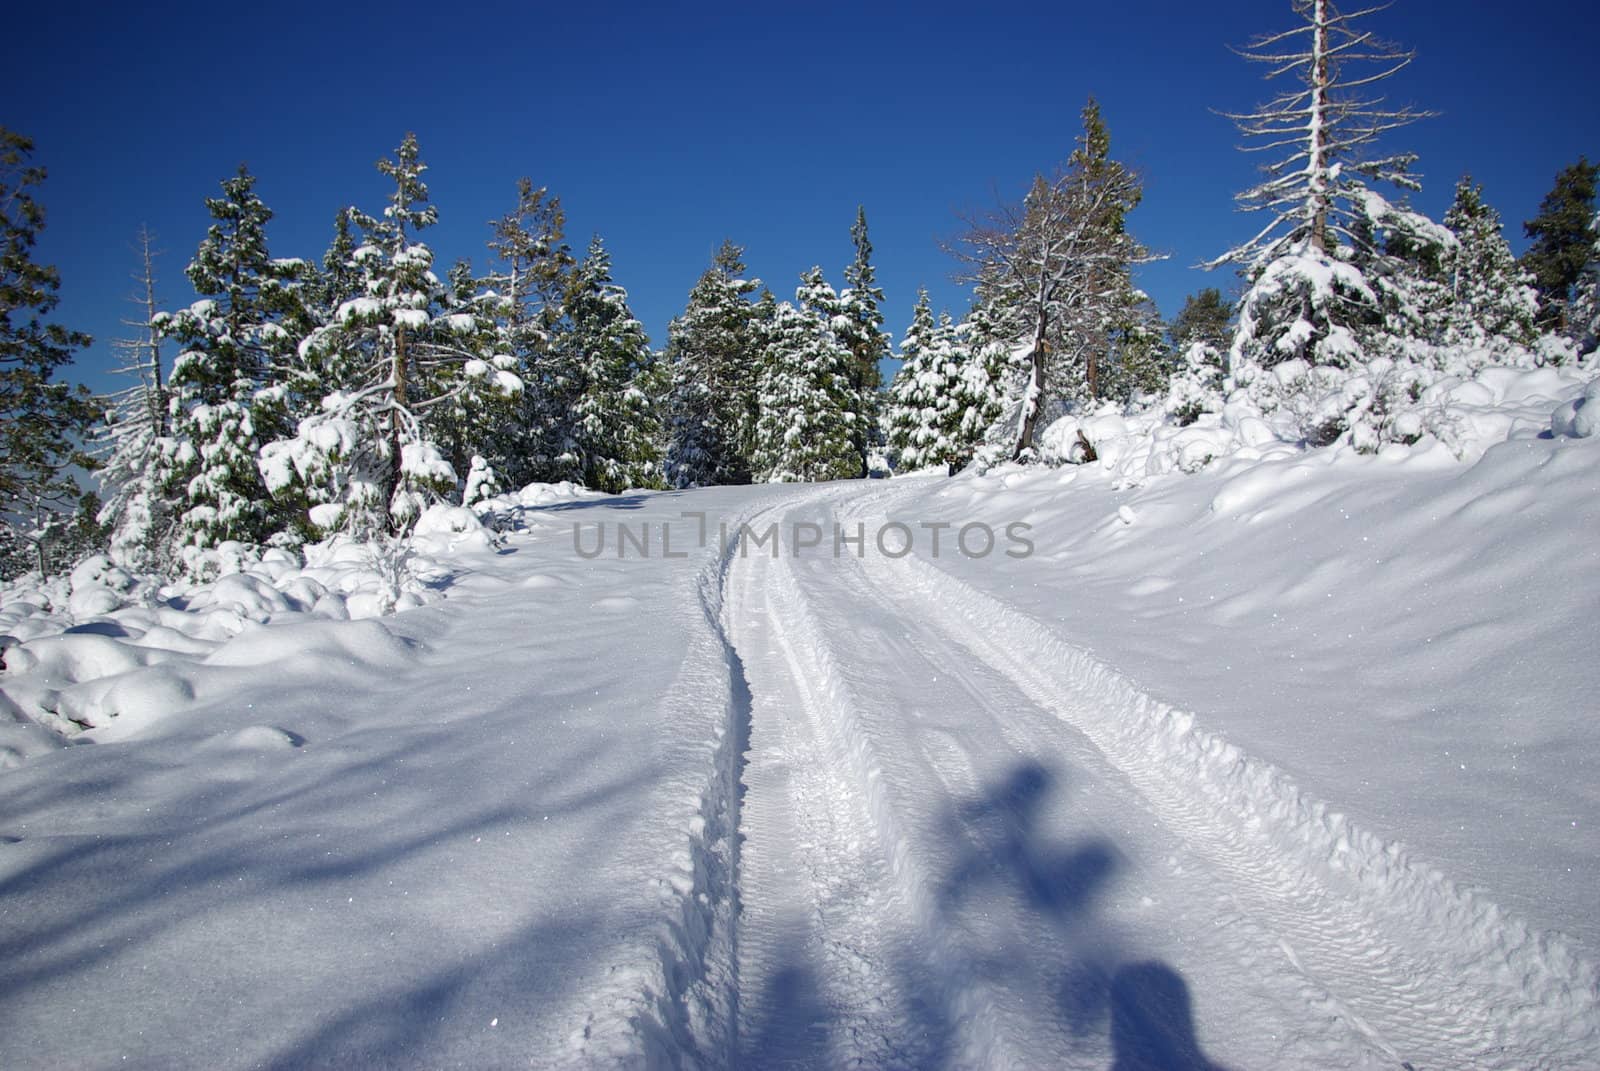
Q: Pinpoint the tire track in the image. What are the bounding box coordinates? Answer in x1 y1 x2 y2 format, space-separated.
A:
848 520 1600 1070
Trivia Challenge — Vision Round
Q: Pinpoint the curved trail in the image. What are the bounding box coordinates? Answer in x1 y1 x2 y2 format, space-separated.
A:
718 481 1598 1070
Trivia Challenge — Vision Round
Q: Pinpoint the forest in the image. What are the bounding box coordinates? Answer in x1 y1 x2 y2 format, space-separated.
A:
2 0 1597 583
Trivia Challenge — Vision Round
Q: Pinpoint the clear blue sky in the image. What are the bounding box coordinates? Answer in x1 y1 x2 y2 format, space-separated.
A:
12 0 1599 395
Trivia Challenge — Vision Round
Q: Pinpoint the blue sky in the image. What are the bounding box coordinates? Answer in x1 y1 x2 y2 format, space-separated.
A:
12 0 1599 395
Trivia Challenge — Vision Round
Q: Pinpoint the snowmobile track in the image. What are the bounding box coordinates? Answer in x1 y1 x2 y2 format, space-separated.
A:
847 482 1599 1070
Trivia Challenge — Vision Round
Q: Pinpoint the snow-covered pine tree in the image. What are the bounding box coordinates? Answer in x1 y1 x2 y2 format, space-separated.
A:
1349 187 1456 359
154 165 299 564
0 129 99 578
664 241 761 486
1214 0 1432 444
1099 288 1170 403
954 289 1024 467
1162 289 1232 425
753 272 859 483
428 257 521 491
1170 288 1233 354
886 289 970 471
1570 210 1600 355
483 178 575 486
1441 177 1539 358
96 227 178 572
885 288 940 469
838 207 889 477
263 134 519 537
561 235 663 493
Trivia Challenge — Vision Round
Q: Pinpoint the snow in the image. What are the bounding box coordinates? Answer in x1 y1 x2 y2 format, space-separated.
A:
1552 375 1600 438
3 435 1599 1065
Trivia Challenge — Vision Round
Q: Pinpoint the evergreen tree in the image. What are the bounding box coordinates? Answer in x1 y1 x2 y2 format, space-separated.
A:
1441 177 1539 354
1100 288 1170 402
886 289 969 470
1569 210 1600 353
838 207 889 477
562 235 663 492
484 178 575 485
1350 187 1456 359
1521 158 1599 334
0 129 98 576
663 241 760 486
1170 288 1233 353
154 165 300 561
429 256 520 489
264 134 518 536
1216 0 1429 377
753 272 858 482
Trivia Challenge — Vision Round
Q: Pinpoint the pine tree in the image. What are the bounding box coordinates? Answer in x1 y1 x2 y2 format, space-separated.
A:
1216 0 1429 376
664 241 760 486
154 164 301 562
0 129 98 577
484 178 575 485
562 235 663 492
429 257 520 489
1170 288 1233 353
954 290 1024 466
753 272 858 483
1569 211 1600 353
1350 187 1456 359
1100 288 1170 402
886 289 970 471
838 207 889 477
1441 177 1539 355
1521 158 1599 335
265 134 519 536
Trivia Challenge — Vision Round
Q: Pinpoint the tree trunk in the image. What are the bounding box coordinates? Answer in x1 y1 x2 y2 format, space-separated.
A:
385 326 410 531
1309 0 1331 254
1013 320 1049 460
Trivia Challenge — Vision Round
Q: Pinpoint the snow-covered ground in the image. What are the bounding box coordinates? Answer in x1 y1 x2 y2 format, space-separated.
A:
3 394 1599 1066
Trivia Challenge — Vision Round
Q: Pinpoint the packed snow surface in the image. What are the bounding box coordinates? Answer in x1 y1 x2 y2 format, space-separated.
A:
2 439 1598 1067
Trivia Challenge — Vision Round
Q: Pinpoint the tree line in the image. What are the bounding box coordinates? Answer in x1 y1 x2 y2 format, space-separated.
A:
3 0 1597 580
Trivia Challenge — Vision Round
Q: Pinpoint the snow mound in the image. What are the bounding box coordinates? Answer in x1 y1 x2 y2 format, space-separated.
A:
1035 362 1596 487
1 528 452 752
471 480 611 532
1552 374 1600 438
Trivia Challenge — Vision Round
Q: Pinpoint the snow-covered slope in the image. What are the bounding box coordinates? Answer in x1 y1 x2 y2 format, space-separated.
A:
2 420 1598 1067
888 430 1600 960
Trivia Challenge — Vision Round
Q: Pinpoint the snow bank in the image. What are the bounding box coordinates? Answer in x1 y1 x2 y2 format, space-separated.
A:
0 479 637 758
1551 375 1600 438
1033 362 1598 487
0 541 443 758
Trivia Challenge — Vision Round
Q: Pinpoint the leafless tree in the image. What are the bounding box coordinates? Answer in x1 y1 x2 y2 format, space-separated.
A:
954 101 1157 458
1215 0 1431 270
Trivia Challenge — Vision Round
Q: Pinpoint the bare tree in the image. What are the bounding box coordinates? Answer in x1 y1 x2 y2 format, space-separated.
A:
1215 0 1430 270
954 100 1157 459
95 226 175 570
111 226 167 431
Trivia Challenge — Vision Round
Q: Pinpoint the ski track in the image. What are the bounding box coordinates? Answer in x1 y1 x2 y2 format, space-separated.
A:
704 479 1599 1070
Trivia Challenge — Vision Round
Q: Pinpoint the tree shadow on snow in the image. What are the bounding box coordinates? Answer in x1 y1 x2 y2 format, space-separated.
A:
525 491 679 514
938 759 1118 918
940 759 1229 1071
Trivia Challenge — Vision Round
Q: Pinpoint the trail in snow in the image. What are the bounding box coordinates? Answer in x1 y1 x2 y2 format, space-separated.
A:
721 481 1600 1070
3 475 1596 1069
